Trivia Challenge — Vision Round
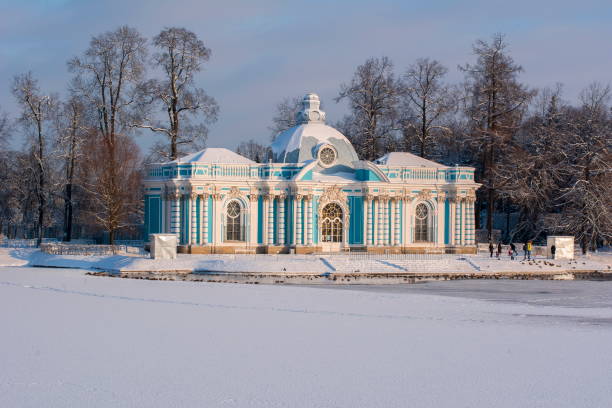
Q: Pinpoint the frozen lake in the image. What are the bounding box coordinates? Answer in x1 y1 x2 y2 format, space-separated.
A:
2 266 612 407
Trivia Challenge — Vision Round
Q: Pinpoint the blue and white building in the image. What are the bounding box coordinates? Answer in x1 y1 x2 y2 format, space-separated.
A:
143 93 480 254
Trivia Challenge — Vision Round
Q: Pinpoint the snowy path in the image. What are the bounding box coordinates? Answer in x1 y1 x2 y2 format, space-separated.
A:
1 266 612 407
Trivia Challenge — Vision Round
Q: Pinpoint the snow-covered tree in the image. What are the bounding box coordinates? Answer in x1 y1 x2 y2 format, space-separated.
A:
68 26 147 244
269 96 301 140
235 139 271 163
554 83 612 253
460 34 535 238
11 72 58 245
135 27 218 161
336 57 402 160
401 58 456 159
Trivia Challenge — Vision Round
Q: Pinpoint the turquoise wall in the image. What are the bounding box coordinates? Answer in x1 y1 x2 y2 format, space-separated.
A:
444 198 450 244
144 195 162 239
348 196 364 244
257 195 264 244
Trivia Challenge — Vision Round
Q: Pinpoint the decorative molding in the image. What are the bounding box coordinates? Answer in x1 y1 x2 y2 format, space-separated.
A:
318 185 346 207
227 186 243 199
417 189 432 201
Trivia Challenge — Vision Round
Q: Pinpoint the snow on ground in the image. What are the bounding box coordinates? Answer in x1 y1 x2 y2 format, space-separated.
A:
1 265 612 407
1 248 610 275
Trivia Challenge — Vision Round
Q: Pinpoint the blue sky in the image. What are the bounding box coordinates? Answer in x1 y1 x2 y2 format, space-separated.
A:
1 0 611 152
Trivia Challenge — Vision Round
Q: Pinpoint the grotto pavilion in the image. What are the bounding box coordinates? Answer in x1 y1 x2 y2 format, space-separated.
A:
143 93 480 254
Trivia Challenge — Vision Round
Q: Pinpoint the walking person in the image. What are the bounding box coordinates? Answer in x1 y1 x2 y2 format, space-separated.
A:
489 241 494 258
550 244 556 260
510 242 516 260
522 242 527 260
496 242 502 259
526 240 533 260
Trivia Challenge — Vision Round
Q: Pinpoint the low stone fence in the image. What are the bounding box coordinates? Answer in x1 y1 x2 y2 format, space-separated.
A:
40 243 146 256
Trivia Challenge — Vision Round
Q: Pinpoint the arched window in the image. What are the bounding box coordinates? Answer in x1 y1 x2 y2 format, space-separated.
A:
321 203 343 243
225 200 244 241
414 203 430 242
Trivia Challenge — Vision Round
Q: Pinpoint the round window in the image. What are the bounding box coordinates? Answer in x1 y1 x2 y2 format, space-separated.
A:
415 203 428 219
319 146 336 166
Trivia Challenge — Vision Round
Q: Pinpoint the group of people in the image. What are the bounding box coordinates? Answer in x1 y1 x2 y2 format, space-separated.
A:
487 240 550 261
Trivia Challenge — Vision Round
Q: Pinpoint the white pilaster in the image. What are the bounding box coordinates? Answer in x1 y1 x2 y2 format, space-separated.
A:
363 196 370 246
306 197 313 245
190 194 197 245
395 199 401 246
267 195 275 245
202 194 209 245
297 196 303 245
454 198 461 245
249 195 258 245
390 199 396 246
278 195 285 245
172 193 181 241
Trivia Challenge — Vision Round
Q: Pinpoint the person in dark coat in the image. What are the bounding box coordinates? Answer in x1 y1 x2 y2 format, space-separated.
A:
496 242 502 259
522 243 528 260
489 241 494 258
510 243 517 260
551 244 556 259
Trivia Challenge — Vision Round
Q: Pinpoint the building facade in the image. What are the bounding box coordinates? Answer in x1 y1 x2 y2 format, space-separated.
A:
143 93 480 254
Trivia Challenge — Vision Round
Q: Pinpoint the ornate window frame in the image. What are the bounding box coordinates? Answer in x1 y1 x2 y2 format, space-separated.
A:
317 144 337 168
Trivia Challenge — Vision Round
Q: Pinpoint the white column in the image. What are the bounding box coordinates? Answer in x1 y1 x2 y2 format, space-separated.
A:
278 195 286 245
437 195 445 245
395 199 401 246
390 199 396 246
296 196 303 245
363 196 370 246
404 197 412 245
383 199 389 246
171 193 181 241
190 194 198 245
292 195 297 246
202 194 209 245
249 195 258 245
468 198 476 245
454 198 461 245
376 198 382 246
267 195 275 245
461 198 467 246
213 193 222 245
306 196 313 245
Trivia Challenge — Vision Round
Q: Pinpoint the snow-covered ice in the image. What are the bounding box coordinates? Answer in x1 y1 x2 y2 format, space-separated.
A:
1 265 612 407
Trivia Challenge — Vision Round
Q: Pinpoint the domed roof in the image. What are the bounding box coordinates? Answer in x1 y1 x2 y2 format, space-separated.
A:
271 93 359 164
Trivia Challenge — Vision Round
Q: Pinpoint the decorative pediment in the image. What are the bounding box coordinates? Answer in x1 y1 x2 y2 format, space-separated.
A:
319 185 346 206
228 186 243 199
417 189 432 201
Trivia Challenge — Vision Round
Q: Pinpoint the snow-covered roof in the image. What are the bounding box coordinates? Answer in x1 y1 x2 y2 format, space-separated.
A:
311 171 357 183
171 148 255 164
374 152 445 168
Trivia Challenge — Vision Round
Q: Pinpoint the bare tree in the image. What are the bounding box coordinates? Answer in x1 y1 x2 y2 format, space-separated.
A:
460 34 535 239
336 57 402 160
555 83 612 253
135 27 218 161
54 96 89 241
0 106 10 149
269 96 302 140
235 139 270 163
401 58 456 159
11 73 57 245
68 26 147 244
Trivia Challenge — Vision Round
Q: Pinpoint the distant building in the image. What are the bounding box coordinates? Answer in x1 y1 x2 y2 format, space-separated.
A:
143 93 480 253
